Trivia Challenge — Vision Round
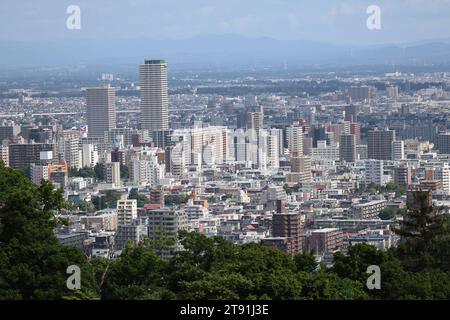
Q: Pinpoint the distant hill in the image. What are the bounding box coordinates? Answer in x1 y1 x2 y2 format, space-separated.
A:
2 34 450 70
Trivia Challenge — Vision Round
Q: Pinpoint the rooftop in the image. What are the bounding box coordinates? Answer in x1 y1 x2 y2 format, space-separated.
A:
144 59 166 64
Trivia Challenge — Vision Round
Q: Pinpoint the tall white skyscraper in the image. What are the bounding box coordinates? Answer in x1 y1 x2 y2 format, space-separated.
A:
86 86 116 138
286 125 303 157
139 60 169 131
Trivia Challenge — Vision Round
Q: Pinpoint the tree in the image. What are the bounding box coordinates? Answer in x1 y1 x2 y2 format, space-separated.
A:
164 194 189 207
92 191 122 210
94 163 106 181
120 165 129 180
294 251 318 272
0 162 98 299
128 188 149 208
367 182 378 194
378 207 396 220
99 241 171 300
394 191 450 272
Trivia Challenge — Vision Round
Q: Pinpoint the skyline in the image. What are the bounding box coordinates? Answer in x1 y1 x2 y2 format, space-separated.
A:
1 1 450 45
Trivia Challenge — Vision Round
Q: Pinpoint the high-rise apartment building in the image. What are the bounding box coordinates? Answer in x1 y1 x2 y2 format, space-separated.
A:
146 208 189 257
365 159 384 186
8 143 55 170
437 133 450 154
105 162 121 187
368 128 395 160
0 125 20 143
139 60 169 132
117 199 138 225
86 86 116 138
394 165 412 187
348 86 371 102
350 122 361 144
272 212 302 254
392 140 405 161
0 144 8 166
57 130 81 169
339 134 356 163
286 125 303 156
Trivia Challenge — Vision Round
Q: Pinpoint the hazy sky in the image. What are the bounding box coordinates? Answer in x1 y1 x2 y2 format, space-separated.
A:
1 0 450 45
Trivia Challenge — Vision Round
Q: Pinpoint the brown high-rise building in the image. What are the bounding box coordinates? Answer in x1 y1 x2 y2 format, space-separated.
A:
368 128 395 160
350 122 361 144
8 143 55 170
272 212 302 253
394 166 412 186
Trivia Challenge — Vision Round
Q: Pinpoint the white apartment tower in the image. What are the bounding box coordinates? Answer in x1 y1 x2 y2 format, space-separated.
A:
117 199 138 225
286 125 303 157
139 60 169 132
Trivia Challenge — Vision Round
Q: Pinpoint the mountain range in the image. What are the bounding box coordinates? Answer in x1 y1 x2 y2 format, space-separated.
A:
2 34 450 71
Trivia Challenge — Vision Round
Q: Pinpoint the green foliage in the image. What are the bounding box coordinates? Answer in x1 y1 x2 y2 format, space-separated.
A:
70 166 96 179
69 164 108 182
92 190 122 210
1 162 450 300
379 207 395 220
394 191 450 272
0 162 98 299
120 165 129 179
94 163 106 181
128 188 149 208
164 193 189 207
294 251 318 272
284 183 301 194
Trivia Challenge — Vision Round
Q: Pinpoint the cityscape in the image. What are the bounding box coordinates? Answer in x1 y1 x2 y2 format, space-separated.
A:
1 0 450 306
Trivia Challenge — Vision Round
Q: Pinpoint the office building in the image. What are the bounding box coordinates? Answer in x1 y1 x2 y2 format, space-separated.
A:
8 143 55 170
340 134 356 162
368 129 395 160
86 86 116 138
